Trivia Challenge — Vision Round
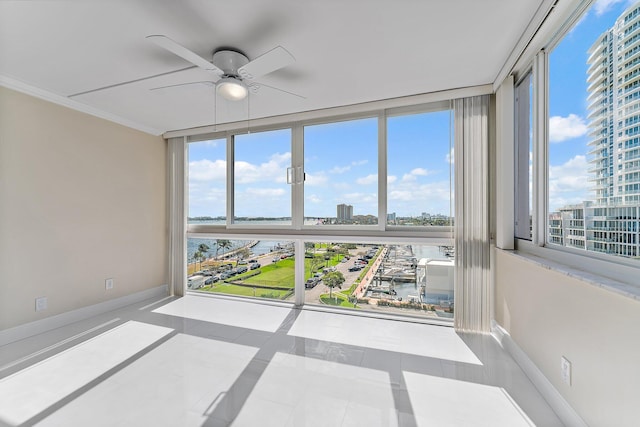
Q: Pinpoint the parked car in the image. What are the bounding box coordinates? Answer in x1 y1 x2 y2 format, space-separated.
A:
237 266 248 274
249 262 261 270
348 266 362 272
238 260 248 265
305 277 320 288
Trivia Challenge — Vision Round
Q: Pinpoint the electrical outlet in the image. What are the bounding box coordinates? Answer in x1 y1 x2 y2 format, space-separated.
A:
105 278 114 290
35 296 48 312
561 356 572 386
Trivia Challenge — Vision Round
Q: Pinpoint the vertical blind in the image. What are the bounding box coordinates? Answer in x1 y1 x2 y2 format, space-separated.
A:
454 95 491 333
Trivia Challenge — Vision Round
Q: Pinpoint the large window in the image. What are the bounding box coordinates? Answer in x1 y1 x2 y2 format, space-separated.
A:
185 102 455 316
545 1 640 260
387 110 453 227
187 237 295 301
188 137 226 224
234 129 292 225
303 118 378 225
302 242 454 319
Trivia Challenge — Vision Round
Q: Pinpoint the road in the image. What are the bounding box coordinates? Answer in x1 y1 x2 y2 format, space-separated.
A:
303 245 372 304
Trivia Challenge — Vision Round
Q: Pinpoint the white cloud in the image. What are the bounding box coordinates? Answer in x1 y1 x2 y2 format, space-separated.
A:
593 0 630 16
329 165 351 174
356 174 378 185
387 180 452 215
305 172 329 186
235 152 291 184
549 114 588 143
306 194 322 203
234 186 289 217
446 148 454 164
243 188 286 197
402 168 436 182
329 159 369 174
387 175 397 184
548 155 590 211
410 168 431 176
342 192 378 204
189 159 226 181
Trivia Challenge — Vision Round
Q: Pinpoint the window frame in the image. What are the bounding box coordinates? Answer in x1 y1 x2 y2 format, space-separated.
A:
514 70 533 241
173 85 493 304
186 102 455 241
509 0 640 286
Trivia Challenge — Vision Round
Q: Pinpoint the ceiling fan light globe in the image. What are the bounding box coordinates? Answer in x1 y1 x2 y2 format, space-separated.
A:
217 78 248 101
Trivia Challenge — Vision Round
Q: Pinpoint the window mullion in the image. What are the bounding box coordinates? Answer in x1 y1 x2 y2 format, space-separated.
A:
378 112 387 231
533 50 549 246
292 124 304 230
227 134 234 227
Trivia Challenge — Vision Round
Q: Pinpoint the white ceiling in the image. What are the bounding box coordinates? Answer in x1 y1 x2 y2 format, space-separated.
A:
0 1 543 135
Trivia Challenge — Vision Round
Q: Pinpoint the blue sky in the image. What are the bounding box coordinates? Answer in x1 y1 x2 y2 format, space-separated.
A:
188 111 452 218
548 0 638 211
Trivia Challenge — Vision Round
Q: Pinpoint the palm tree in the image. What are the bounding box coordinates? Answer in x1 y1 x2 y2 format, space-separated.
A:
217 239 232 260
193 251 203 271
198 243 210 267
323 271 345 302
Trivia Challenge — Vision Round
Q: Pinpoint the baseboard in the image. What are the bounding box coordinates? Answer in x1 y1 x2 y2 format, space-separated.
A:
491 321 588 427
0 284 169 347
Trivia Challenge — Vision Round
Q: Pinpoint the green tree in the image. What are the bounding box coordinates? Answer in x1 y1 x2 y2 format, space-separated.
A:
193 251 203 271
309 256 323 278
236 247 251 266
324 271 345 301
216 239 232 259
198 243 210 266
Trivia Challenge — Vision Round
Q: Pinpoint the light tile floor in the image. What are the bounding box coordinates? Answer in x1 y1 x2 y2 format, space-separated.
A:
0 294 564 426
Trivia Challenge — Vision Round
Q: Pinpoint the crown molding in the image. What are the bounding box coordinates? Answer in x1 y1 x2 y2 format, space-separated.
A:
0 74 163 136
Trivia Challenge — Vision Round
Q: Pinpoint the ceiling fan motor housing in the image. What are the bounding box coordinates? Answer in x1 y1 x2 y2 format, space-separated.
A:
212 50 250 77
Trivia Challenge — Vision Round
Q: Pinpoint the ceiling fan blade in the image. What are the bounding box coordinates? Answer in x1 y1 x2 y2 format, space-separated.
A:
146 35 223 76
150 81 215 92
252 81 305 99
69 66 196 98
237 46 295 80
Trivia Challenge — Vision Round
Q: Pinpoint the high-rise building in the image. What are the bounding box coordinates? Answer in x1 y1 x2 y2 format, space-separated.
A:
336 203 353 221
549 4 640 258
587 5 640 206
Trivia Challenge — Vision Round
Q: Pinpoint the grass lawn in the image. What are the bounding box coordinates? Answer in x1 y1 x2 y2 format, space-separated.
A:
242 258 295 288
341 281 359 296
202 283 292 299
320 292 358 308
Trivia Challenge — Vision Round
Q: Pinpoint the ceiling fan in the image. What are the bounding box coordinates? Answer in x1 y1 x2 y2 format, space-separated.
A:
146 35 301 101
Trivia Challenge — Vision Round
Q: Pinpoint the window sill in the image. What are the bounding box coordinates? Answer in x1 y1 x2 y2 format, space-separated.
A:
498 246 640 302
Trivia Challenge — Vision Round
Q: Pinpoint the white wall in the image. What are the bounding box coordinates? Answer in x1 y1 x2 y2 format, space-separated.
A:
494 248 640 427
0 87 167 330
